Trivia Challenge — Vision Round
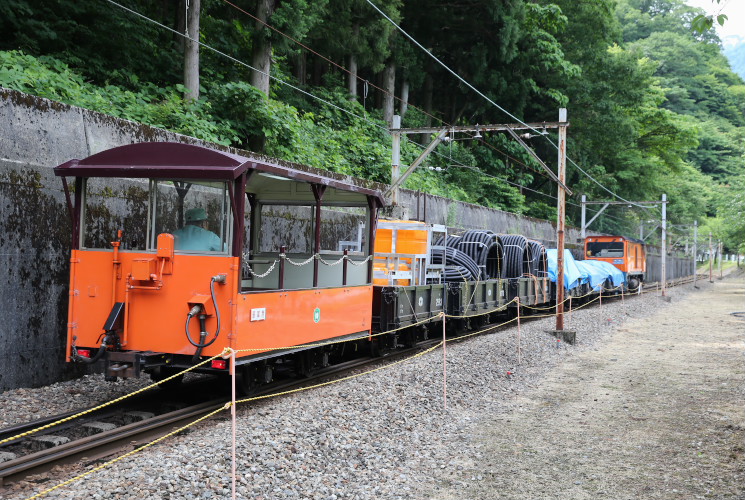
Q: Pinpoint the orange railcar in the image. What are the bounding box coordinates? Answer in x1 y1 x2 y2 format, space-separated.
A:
55 142 382 392
584 235 646 289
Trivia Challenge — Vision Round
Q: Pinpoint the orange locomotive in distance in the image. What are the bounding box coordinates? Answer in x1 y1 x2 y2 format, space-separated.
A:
54 142 383 394
584 235 646 290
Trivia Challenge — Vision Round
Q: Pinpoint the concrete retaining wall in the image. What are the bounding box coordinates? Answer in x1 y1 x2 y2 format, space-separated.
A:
0 87 583 390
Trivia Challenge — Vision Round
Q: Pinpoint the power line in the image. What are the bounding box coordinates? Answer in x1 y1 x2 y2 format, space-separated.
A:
104 0 391 137
104 0 561 204
218 0 444 128
364 0 658 212
422 141 629 225
102 0 630 229
220 0 554 185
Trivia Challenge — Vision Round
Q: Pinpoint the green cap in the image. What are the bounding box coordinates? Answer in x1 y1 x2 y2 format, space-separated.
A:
185 207 207 222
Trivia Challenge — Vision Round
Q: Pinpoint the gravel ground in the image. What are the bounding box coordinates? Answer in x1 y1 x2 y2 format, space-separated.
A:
1 273 742 499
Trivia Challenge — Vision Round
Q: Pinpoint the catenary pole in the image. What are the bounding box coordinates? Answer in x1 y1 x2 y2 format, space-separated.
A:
580 194 586 241
556 108 568 330
390 114 401 205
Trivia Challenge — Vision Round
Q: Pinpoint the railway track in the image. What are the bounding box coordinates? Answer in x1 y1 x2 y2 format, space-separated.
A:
0 353 417 487
0 275 697 488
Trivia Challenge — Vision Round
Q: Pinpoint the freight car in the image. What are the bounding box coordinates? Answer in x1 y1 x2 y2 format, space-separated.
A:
54 142 626 394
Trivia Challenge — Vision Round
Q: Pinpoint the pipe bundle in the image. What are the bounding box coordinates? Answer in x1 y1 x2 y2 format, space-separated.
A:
499 234 533 279
527 240 548 277
433 231 502 282
450 230 504 279
431 247 482 282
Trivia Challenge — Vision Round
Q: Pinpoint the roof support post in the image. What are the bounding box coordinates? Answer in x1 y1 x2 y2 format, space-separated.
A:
367 195 380 284
312 184 327 288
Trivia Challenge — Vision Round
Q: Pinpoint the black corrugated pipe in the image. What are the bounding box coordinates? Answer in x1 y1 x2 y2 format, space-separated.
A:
432 247 482 282
447 230 504 279
499 234 533 279
527 240 548 277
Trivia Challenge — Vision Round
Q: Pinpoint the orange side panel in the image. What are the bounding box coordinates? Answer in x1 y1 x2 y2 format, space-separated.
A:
234 287 372 357
67 250 237 360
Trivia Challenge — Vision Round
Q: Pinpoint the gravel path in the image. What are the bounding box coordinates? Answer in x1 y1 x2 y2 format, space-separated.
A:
2 274 742 499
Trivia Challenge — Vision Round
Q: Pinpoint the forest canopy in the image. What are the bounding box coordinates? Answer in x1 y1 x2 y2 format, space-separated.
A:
1 0 743 252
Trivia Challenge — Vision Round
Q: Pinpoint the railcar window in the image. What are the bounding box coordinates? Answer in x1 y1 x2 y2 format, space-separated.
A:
586 241 624 257
81 178 148 250
320 206 367 255
148 180 231 253
258 204 313 253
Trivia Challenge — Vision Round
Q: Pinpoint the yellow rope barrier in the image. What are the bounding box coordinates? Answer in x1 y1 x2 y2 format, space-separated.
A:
23 405 229 500
235 340 444 404
22 340 445 500
0 351 228 446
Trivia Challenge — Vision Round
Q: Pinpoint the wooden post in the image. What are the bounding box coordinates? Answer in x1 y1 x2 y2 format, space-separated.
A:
693 220 698 287
709 232 713 283
661 194 667 297
555 108 568 331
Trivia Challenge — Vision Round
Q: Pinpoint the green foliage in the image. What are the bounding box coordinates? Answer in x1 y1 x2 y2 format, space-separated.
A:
0 51 233 144
1 0 743 246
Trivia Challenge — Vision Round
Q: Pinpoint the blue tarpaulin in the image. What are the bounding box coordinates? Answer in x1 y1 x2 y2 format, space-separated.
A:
584 259 626 288
575 260 609 291
546 249 585 290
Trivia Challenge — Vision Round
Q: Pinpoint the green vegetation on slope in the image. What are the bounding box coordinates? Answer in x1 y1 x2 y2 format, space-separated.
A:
0 0 742 252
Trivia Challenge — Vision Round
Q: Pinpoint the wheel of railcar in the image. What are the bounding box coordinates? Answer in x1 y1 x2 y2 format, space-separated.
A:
297 351 316 377
150 366 184 390
261 362 273 384
237 364 258 396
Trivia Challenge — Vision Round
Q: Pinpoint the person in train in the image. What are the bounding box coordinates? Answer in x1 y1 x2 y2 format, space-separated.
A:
172 207 223 252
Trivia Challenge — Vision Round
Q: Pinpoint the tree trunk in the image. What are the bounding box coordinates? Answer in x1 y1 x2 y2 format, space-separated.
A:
399 80 409 118
250 0 274 95
348 55 358 99
176 0 186 53
382 60 396 125
183 0 200 100
295 52 307 85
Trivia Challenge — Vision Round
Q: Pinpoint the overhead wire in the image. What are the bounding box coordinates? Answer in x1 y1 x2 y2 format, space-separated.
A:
219 0 554 186
103 0 575 211
105 0 627 229
363 0 659 212
218 0 444 128
422 142 629 225
103 0 391 136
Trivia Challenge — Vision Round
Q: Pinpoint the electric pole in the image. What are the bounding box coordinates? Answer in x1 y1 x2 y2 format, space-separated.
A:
556 108 568 330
